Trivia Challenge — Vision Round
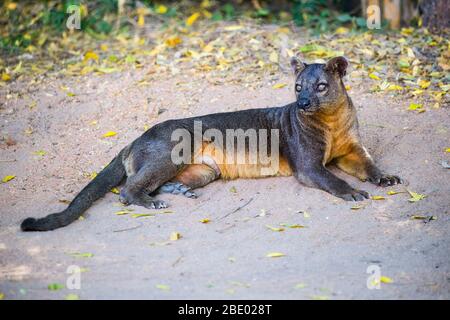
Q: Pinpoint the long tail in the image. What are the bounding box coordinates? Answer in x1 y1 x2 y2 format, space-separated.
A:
21 149 126 232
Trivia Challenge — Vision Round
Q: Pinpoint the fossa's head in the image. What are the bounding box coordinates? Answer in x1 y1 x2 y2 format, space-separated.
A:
290 56 349 113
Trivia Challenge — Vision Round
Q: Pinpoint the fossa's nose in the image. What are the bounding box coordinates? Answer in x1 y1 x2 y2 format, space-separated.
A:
297 98 311 109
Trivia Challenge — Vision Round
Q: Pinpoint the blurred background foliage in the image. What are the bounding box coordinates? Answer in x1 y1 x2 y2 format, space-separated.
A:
2 0 441 56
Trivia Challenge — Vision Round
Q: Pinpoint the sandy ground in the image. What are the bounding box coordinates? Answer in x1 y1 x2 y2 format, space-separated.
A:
0 63 449 300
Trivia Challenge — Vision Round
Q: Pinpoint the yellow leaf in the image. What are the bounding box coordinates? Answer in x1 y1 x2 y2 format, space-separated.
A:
102 131 117 138
0 292 4 299
7 3 17 10
156 284 170 291
387 190 402 195
1 73 11 81
371 195 386 200
33 150 46 156
170 232 181 241
186 12 201 26
445 148 450 153
351 204 365 210
369 73 381 81
155 5 168 14
115 210 131 216
110 187 120 194
335 27 349 35
345 85 351 91
408 103 424 112
419 79 431 89
272 83 286 89
277 27 290 34
266 252 285 258
266 225 285 232
380 276 393 284
131 213 153 218
199 218 210 223
137 14 145 27
407 190 426 202
83 51 99 63
165 36 182 48
387 84 403 91
280 223 305 229
2 175 15 183
100 44 108 51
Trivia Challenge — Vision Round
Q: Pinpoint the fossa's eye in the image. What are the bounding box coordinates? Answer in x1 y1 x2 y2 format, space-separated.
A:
317 83 328 92
295 84 302 92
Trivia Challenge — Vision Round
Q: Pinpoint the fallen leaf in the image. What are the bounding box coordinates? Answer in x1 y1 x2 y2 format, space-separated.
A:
155 5 168 14
2 175 15 183
111 187 120 194
371 195 386 200
47 283 64 291
165 36 182 48
69 252 94 258
170 232 181 241
156 284 170 291
408 103 425 113
65 294 80 300
387 190 403 195
131 213 154 218
411 215 436 221
272 83 287 89
407 190 426 202
115 210 132 216
279 223 306 228
83 51 99 63
186 12 201 26
33 150 46 156
199 218 211 223
369 73 381 80
102 131 117 138
266 252 285 258
266 225 285 232
380 276 393 284
1 73 11 81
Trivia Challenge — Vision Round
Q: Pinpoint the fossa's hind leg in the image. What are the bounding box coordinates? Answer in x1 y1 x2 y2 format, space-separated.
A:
156 164 220 198
119 151 180 209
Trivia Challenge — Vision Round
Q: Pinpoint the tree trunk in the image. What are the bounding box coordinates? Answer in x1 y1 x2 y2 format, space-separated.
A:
419 0 450 34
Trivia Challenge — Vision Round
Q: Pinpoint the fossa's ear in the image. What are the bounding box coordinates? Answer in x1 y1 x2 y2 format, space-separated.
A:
325 56 348 77
290 56 306 75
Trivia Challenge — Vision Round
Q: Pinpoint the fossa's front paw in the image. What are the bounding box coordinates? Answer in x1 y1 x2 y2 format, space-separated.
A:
337 189 370 201
369 174 402 187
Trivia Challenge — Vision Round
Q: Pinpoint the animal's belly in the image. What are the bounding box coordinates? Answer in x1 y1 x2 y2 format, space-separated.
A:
194 142 293 180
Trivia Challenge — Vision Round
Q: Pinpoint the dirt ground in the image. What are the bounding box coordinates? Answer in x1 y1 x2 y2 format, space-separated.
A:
0 57 449 299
